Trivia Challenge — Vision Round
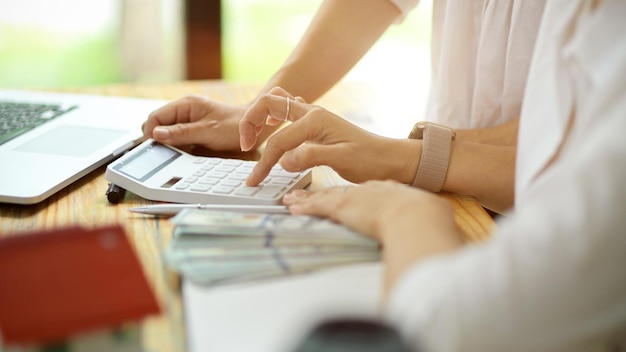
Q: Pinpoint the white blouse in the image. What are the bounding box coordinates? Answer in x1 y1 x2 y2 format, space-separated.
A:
390 0 546 128
386 0 626 351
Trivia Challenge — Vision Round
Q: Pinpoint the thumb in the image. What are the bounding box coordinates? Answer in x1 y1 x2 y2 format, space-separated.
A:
279 144 328 172
152 122 207 146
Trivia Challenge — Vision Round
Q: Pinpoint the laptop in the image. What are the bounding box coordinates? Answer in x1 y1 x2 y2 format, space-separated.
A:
0 89 167 204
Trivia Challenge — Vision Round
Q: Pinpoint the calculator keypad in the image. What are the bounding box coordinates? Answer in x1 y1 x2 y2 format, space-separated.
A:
173 157 303 200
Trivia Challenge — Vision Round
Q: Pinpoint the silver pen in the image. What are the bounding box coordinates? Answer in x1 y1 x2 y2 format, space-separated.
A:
128 203 291 216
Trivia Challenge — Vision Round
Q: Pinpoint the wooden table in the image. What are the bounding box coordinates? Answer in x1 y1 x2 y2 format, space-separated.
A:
0 81 494 352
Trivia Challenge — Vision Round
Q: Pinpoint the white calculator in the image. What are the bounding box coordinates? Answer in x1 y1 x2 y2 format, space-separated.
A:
104 139 312 205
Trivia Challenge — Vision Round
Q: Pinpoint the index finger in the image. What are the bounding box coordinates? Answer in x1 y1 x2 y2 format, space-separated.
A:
245 112 323 186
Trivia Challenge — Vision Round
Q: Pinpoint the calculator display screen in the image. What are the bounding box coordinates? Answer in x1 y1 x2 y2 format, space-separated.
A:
116 143 181 181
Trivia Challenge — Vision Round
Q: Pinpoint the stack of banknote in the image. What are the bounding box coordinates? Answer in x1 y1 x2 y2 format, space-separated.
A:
163 209 381 286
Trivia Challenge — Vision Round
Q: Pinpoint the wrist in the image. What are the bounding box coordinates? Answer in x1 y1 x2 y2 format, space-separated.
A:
394 139 422 185
378 197 461 254
408 121 455 192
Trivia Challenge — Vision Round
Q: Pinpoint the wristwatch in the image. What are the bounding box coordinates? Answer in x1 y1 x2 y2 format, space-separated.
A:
408 121 456 192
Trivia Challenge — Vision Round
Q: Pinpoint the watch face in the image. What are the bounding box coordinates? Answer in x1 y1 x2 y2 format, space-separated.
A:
408 121 455 140
408 122 426 139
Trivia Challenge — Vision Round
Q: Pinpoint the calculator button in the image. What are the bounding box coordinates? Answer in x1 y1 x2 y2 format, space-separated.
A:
183 176 199 183
269 178 293 186
211 186 234 194
209 171 228 179
193 158 206 164
190 184 212 192
234 187 260 196
270 170 301 178
205 158 221 165
228 173 248 181
175 182 191 190
221 179 242 187
222 160 243 167
192 170 206 177
256 192 280 199
200 177 220 185
256 185 285 198
236 165 255 172
215 165 236 173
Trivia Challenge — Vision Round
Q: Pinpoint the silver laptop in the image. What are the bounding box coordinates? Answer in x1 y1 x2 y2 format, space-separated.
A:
0 89 166 204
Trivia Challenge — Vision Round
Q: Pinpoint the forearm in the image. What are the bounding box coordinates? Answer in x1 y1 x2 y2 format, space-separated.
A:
455 117 519 146
249 1 401 149
378 198 463 300
394 137 516 213
260 0 401 103
443 141 516 213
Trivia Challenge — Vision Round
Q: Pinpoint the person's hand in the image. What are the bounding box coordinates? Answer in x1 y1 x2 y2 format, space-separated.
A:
239 87 420 186
284 180 463 297
283 180 455 241
142 94 248 152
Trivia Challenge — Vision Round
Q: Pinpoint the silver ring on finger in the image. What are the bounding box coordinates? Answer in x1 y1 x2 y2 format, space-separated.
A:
284 97 291 121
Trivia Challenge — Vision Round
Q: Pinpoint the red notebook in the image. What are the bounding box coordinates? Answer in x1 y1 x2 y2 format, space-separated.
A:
0 225 161 346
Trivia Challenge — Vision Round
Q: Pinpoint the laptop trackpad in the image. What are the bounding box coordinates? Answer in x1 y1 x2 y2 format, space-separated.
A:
14 126 127 157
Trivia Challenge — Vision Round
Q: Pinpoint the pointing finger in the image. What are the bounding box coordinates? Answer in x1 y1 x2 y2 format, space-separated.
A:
246 110 330 186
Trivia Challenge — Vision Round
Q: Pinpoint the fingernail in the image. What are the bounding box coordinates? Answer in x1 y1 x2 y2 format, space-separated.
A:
284 189 307 201
240 136 251 152
154 127 171 139
283 192 296 203
287 204 302 214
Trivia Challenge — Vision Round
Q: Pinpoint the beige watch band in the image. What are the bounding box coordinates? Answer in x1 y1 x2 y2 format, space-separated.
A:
408 122 455 192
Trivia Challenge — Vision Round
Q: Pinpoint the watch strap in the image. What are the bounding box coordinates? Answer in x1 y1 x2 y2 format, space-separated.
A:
411 123 454 192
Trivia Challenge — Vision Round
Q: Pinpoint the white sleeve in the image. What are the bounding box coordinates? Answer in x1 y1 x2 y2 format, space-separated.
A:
386 130 626 352
385 69 626 352
384 2 626 351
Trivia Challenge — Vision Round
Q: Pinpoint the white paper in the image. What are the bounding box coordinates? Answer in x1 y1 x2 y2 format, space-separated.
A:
183 262 383 352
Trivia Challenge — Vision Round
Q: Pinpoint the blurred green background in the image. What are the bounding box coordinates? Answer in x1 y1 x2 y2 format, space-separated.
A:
0 0 431 88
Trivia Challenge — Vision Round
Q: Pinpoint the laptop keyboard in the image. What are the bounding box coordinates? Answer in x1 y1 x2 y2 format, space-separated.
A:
0 101 77 145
